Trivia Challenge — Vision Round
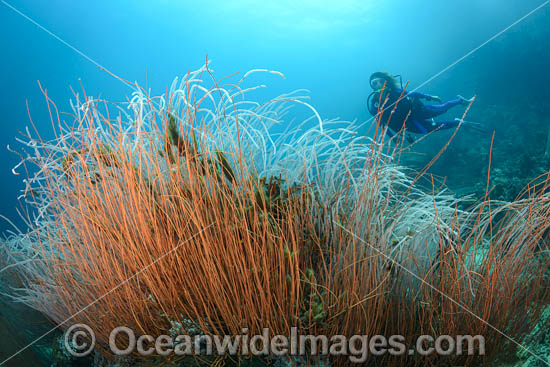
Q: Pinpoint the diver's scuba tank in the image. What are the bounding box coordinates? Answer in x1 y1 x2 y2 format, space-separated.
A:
367 91 380 115
394 74 403 89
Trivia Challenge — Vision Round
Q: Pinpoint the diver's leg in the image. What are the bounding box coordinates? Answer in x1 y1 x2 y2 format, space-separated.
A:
419 99 462 119
421 118 487 134
408 119 428 134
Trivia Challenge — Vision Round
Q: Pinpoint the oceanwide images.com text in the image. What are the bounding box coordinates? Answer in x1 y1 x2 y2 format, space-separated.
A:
64 324 485 363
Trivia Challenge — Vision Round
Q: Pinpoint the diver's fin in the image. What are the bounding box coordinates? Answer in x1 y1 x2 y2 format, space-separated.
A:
457 94 475 105
454 118 488 133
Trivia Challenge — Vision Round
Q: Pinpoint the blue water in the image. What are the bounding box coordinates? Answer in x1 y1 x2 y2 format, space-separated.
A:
0 1 549 365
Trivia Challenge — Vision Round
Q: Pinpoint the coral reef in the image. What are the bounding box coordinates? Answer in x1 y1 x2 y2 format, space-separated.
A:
1 64 550 367
515 306 550 367
401 100 550 203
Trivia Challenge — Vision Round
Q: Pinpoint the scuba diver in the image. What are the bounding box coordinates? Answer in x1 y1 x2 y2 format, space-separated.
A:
367 71 483 143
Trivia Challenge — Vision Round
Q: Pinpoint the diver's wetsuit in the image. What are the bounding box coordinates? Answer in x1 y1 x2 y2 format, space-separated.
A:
371 88 463 137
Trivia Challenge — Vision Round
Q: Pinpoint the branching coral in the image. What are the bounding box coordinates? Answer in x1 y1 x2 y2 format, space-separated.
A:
1 63 550 367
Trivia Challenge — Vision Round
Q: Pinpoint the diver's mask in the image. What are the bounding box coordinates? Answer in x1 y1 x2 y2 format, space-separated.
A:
370 77 386 92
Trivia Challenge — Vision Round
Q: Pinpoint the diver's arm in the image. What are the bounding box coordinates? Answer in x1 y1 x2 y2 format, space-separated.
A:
407 91 433 100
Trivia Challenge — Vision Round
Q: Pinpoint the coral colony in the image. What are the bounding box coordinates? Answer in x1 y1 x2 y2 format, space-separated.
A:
2 64 550 367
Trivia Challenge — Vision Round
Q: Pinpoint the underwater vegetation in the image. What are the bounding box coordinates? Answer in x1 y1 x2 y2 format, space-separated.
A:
1 63 550 367
402 100 550 205
402 8 550 207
